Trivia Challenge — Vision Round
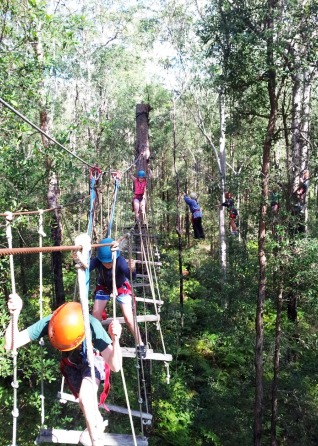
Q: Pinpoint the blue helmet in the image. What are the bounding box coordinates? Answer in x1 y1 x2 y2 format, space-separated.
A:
97 238 120 263
137 170 146 178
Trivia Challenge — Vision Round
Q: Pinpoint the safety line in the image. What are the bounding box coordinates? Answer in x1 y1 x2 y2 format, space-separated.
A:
0 97 94 169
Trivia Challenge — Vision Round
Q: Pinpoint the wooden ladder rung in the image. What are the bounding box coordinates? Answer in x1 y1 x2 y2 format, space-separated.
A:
57 392 152 421
123 251 160 257
101 314 160 326
135 296 164 305
120 347 173 362
132 283 151 287
35 428 148 445
131 233 158 238
136 274 149 279
134 260 162 266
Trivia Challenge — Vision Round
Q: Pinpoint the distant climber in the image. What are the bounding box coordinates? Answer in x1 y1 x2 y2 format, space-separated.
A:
292 170 310 216
270 189 280 213
222 192 235 209
130 170 149 223
222 192 238 235
184 192 205 239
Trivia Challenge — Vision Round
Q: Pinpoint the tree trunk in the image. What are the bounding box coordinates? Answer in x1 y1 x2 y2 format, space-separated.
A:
136 103 151 173
254 2 278 444
48 172 65 308
172 99 184 313
32 28 65 308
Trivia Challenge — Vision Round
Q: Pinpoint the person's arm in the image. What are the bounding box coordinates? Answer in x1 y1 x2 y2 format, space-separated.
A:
130 173 136 181
89 256 99 272
117 256 136 280
5 294 32 350
183 194 191 205
101 320 122 372
127 258 137 280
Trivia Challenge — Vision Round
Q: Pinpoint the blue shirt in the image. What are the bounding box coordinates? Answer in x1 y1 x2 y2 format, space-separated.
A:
90 255 136 292
184 195 202 218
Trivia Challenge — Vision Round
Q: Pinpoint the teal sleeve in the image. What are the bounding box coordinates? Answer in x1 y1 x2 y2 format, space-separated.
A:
27 313 110 352
89 314 112 352
27 315 52 341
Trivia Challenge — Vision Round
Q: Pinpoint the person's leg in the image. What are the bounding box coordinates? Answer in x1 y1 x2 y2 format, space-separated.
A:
139 197 146 221
193 219 200 239
197 218 205 239
79 376 104 445
133 198 140 220
92 297 109 321
118 296 143 345
229 218 237 233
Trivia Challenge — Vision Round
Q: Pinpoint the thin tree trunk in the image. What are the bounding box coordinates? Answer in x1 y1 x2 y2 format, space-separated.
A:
254 2 278 444
172 99 184 314
271 285 283 446
219 92 227 287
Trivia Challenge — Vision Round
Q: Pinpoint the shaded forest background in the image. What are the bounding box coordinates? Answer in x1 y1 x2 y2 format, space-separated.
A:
1 1 318 445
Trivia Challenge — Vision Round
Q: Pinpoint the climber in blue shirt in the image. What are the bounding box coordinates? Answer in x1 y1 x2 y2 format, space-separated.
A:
184 192 205 239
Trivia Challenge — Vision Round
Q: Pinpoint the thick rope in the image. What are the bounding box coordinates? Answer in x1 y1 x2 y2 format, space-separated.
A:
5 212 19 446
74 233 101 445
38 211 46 426
0 242 113 256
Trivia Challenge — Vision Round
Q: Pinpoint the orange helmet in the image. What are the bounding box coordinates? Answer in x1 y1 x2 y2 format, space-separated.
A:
48 302 85 351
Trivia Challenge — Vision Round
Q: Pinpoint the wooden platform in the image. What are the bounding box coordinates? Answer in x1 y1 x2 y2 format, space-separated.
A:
101 314 159 326
35 428 148 445
57 392 153 422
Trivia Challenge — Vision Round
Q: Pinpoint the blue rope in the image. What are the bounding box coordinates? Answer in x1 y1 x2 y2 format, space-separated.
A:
87 176 97 238
106 179 120 238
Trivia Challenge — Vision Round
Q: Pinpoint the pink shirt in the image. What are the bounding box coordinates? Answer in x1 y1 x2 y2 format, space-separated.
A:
134 178 147 197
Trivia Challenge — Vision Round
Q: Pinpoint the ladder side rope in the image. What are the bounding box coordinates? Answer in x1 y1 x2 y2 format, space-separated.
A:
107 185 147 445
128 233 149 429
139 215 171 384
111 244 138 446
5 212 19 446
38 211 46 426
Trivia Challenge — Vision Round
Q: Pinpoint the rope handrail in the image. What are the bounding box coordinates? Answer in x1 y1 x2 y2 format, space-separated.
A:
0 232 135 255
